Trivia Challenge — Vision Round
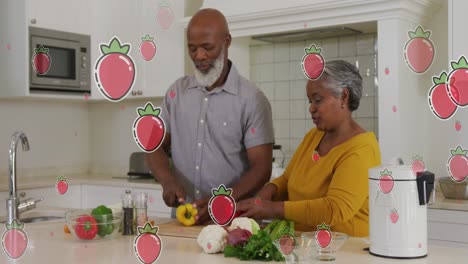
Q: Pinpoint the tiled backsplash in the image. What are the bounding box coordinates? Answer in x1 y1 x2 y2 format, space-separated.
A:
250 33 378 166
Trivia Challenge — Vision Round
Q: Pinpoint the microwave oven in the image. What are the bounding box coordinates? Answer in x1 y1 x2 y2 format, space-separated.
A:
29 27 91 94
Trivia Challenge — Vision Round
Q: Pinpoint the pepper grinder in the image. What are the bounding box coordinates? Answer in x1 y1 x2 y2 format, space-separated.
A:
134 192 148 230
121 189 134 235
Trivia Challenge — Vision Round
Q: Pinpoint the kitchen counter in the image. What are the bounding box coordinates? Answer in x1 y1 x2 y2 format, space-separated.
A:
0 173 162 192
0 218 467 264
428 191 468 212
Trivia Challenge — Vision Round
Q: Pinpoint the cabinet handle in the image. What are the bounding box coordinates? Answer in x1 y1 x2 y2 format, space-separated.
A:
137 90 143 95
30 18 37 24
20 192 26 198
131 91 137 96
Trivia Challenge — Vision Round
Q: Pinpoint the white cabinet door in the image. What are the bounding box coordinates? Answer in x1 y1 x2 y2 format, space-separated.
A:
17 186 81 209
132 187 171 217
26 0 92 35
428 208 468 247
89 0 184 100
81 185 129 208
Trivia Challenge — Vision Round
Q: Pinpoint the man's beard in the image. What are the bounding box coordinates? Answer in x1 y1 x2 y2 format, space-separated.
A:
193 50 225 88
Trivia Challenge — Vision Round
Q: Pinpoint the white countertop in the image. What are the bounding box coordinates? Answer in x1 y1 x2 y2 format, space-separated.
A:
0 217 467 264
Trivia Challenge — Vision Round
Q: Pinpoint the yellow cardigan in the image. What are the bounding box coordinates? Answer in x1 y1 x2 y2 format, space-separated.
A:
271 128 381 237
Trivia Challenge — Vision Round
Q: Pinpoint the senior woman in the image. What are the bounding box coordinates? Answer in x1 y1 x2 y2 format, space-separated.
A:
236 60 381 237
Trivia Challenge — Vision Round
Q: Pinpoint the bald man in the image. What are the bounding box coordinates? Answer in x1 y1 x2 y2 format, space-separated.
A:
147 9 274 224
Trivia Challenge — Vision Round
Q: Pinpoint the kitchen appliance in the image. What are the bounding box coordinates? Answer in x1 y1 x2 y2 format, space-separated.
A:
127 152 153 179
29 27 91 94
368 165 434 259
272 144 285 180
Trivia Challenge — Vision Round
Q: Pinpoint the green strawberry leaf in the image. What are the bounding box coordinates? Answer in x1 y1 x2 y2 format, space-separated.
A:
100 37 130 55
138 222 158 234
57 175 67 181
6 219 24 230
432 71 448 85
450 146 468 156
304 44 322 55
413 155 423 161
408 25 430 39
142 34 155 42
317 222 330 231
380 168 392 176
450 56 468 70
212 184 232 196
137 102 161 117
35 45 49 54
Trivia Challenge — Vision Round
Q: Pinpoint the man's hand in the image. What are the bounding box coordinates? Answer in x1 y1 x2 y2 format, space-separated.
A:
161 179 186 207
192 197 211 225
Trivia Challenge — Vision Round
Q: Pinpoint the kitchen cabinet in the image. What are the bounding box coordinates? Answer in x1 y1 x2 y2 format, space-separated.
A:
88 0 185 100
81 185 128 208
0 186 81 216
132 187 171 217
26 0 92 35
428 208 468 247
0 0 184 100
17 186 82 209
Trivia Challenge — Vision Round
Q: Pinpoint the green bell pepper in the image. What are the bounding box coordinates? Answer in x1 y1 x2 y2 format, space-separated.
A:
91 205 114 237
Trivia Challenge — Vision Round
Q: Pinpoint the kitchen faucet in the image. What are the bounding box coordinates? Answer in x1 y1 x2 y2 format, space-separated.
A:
6 131 42 224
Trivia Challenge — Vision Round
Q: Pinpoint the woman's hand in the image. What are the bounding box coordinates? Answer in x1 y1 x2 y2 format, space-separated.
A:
236 197 284 220
255 183 278 201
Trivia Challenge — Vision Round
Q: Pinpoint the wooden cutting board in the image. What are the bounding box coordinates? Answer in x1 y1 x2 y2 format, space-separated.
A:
156 220 205 239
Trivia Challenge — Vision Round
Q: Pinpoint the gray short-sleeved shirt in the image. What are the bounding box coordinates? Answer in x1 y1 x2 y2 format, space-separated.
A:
160 61 274 201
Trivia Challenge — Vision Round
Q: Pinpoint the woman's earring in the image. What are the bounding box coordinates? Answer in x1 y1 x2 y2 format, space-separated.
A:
341 104 345 109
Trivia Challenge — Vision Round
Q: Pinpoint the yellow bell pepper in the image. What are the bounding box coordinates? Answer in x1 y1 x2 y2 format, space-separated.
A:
176 203 198 226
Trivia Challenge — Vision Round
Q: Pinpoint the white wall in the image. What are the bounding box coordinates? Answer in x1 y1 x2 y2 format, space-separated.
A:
0 99 89 180
421 1 451 179
88 98 163 176
202 0 324 17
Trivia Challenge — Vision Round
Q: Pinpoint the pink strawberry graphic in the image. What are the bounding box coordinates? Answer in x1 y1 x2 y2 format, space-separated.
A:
139 34 157 62
208 184 236 226
169 90 176 99
156 1 174 30
384 67 390 75
428 71 458 120
301 44 325 80
95 37 136 102
411 155 425 177
378 169 394 194
312 150 320 161
390 209 399 224
55 176 68 195
447 146 468 183
2 219 28 260
133 102 166 153
455 120 462 131
134 222 162 264
403 26 435 74
250 128 256 135
278 234 296 256
315 222 331 248
447 56 468 107
31 45 51 75
392 105 397 113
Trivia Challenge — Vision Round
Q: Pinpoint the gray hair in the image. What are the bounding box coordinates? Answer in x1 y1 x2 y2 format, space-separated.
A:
320 60 363 111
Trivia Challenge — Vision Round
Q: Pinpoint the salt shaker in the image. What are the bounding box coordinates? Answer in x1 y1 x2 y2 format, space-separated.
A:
134 192 148 229
121 189 134 235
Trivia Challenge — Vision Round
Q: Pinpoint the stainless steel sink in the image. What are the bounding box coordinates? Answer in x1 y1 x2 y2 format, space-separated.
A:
0 208 66 224
19 216 64 223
